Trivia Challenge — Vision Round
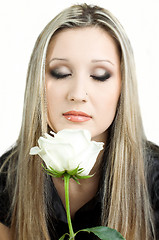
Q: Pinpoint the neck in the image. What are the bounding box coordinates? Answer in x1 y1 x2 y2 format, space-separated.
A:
53 171 100 219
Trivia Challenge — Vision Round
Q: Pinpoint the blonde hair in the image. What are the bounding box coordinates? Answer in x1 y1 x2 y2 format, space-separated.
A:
1 4 155 239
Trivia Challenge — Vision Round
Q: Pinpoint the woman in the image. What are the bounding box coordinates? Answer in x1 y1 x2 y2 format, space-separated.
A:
0 3 159 240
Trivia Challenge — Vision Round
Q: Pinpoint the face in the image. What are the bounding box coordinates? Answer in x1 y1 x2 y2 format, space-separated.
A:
45 27 121 143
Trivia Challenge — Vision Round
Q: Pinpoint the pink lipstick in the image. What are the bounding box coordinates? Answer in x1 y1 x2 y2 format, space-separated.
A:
63 111 92 122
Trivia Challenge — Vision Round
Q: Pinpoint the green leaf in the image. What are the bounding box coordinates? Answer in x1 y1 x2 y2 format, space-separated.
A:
59 233 69 240
80 226 125 240
77 168 85 174
76 174 93 179
67 166 79 176
42 164 65 177
72 176 80 184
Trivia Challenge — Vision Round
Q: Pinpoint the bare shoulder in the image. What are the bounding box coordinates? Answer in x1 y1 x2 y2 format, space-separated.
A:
0 223 12 240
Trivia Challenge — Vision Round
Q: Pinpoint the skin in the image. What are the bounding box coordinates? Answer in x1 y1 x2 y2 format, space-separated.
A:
0 223 12 240
45 27 121 217
45 27 121 145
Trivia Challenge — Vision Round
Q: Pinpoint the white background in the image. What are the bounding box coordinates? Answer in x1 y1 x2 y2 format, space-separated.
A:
0 0 159 156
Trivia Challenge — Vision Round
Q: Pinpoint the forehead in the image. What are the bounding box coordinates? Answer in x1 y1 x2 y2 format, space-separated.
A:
46 27 120 64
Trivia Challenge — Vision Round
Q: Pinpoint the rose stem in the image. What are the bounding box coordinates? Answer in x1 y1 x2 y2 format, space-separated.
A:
64 173 75 239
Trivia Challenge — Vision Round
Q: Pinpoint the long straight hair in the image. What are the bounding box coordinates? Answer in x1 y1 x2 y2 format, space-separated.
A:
2 4 155 239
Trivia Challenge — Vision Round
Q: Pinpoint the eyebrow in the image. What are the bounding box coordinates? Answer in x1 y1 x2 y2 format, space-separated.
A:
91 59 114 66
48 58 114 66
48 58 68 64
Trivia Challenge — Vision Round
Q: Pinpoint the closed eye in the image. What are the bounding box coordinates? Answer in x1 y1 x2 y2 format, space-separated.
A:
50 70 71 79
90 73 111 82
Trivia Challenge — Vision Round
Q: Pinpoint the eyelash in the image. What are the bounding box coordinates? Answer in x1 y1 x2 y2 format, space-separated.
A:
50 70 111 82
50 70 71 79
90 73 111 82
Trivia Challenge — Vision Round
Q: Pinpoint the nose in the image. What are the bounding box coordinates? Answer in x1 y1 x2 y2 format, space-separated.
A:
67 79 88 103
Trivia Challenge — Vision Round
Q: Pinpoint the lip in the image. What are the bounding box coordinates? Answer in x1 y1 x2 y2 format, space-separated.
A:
63 111 92 122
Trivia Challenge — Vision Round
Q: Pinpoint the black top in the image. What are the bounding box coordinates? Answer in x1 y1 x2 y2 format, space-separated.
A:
0 142 159 239
45 174 101 239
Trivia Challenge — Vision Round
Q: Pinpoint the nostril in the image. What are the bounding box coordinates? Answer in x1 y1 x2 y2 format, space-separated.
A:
67 91 88 102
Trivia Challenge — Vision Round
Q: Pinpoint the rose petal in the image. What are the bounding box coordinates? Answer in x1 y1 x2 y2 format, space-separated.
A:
30 146 41 155
30 129 104 176
55 129 91 153
76 142 104 175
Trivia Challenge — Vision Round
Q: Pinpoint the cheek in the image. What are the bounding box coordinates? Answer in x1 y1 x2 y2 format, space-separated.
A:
46 87 60 130
99 84 121 121
46 82 59 117
46 80 63 107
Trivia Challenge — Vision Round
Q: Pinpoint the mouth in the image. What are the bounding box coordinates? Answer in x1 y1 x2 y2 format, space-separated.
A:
63 111 92 122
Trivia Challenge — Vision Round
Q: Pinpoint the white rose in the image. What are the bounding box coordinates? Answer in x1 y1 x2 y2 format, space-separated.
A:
30 129 104 176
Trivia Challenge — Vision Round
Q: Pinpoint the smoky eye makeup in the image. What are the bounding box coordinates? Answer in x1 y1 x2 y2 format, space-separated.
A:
90 68 111 82
49 66 72 79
